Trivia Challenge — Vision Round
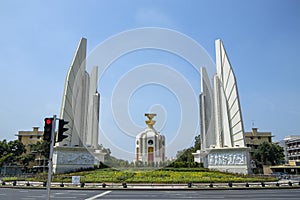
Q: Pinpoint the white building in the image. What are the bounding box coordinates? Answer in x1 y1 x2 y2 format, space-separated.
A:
283 135 300 162
135 114 165 165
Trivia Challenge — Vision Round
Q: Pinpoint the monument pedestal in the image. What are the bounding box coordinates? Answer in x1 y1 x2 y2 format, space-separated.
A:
93 149 106 165
206 147 251 175
53 146 103 174
192 150 209 167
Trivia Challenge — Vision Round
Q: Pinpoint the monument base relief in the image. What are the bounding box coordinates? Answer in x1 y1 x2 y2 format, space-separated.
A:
207 147 251 174
53 146 105 174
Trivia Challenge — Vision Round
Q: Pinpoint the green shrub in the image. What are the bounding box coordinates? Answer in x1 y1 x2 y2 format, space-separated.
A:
2 167 278 183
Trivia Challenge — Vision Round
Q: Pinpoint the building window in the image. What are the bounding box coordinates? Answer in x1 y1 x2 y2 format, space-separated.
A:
30 136 33 139
148 140 153 145
258 136 261 140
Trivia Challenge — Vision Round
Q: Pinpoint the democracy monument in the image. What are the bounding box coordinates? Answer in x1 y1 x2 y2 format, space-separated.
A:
52 38 105 174
192 40 251 174
135 114 166 165
52 36 250 174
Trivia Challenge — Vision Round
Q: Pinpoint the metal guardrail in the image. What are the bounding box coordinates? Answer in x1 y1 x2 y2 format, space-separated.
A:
1 180 300 189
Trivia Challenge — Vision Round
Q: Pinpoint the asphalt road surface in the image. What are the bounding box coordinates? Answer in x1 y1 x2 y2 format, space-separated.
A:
1 188 300 200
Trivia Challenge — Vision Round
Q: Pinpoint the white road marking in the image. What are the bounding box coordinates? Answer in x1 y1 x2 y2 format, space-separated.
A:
74 193 88 196
28 196 45 198
85 191 112 200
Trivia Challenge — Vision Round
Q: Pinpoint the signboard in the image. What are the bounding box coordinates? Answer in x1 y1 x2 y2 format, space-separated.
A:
72 176 80 184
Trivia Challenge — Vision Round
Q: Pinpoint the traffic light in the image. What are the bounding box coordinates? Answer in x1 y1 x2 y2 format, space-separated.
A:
57 119 69 142
43 118 53 141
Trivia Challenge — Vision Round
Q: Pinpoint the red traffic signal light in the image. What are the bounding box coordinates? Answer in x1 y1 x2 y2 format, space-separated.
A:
43 118 53 141
45 118 52 125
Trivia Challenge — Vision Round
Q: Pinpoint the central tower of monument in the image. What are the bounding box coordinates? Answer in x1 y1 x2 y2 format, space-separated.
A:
135 114 165 166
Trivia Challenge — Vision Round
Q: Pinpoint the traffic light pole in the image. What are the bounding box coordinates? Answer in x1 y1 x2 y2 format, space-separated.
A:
47 115 56 200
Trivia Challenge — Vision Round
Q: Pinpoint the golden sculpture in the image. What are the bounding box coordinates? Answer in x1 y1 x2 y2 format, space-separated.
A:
145 113 156 128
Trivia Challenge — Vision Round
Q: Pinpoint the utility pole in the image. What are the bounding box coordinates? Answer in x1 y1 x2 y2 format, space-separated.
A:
47 115 56 200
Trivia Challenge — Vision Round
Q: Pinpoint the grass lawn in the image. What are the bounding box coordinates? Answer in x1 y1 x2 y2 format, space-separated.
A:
2 168 278 183
46 168 278 183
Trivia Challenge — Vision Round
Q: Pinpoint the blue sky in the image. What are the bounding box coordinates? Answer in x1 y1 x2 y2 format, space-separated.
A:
0 0 299 160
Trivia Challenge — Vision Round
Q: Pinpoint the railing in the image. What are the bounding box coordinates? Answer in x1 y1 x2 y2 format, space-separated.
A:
1 180 300 189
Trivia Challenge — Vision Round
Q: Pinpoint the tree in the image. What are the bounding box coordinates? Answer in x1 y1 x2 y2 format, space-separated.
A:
0 139 9 155
176 147 195 163
194 135 201 150
175 135 201 163
19 154 35 167
31 141 50 158
0 139 26 166
8 140 27 156
253 141 284 166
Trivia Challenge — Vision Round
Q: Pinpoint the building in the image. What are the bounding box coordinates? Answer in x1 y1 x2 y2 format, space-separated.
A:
244 128 273 157
193 39 251 174
283 136 300 162
269 136 300 174
17 127 43 152
135 114 165 166
16 127 47 171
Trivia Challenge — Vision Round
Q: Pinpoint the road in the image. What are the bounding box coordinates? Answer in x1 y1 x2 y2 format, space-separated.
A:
1 188 300 200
